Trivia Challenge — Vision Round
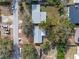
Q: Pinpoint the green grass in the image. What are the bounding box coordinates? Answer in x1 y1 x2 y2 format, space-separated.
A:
57 43 66 59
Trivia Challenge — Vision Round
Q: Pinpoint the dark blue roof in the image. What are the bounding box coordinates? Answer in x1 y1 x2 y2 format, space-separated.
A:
69 4 79 24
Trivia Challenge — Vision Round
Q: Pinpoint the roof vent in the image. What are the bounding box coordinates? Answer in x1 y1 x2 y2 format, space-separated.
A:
75 5 78 8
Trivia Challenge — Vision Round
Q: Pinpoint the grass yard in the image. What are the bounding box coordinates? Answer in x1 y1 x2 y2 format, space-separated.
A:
57 44 65 59
41 6 60 19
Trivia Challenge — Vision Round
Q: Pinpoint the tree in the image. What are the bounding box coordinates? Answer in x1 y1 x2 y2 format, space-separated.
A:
19 2 33 37
47 0 61 5
23 16 33 37
0 39 13 59
40 17 75 44
41 41 50 54
22 44 40 59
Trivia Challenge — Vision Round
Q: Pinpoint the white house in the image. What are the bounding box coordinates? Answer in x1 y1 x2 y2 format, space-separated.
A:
32 4 46 43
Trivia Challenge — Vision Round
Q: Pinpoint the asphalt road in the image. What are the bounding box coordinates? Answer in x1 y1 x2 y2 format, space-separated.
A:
12 0 20 59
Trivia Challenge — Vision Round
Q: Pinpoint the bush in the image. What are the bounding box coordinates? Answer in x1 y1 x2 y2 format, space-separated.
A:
57 43 66 59
0 39 13 59
22 44 40 59
47 0 61 6
41 41 50 54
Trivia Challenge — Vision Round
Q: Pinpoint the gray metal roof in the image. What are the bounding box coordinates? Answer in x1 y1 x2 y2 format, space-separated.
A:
32 4 46 43
74 0 79 3
40 12 46 22
32 4 46 24
32 12 41 24
34 26 42 43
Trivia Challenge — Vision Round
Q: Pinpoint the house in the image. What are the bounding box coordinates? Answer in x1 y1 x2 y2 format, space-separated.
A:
32 5 46 24
74 28 79 43
32 4 46 44
67 0 79 43
67 0 79 24
69 4 79 24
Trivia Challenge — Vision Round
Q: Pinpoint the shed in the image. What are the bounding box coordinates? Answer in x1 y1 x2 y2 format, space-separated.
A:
34 26 42 43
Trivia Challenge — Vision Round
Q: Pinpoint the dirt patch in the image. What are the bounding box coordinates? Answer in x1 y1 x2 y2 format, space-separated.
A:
41 6 60 19
65 46 77 59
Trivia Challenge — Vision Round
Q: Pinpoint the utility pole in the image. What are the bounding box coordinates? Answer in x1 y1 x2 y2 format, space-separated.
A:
12 0 20 59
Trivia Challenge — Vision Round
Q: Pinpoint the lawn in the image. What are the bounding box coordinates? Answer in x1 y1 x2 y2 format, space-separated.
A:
41 6 60 19
57 43 66 59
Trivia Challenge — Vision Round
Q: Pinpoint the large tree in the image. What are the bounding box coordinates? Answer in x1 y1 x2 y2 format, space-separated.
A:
40 17 75 44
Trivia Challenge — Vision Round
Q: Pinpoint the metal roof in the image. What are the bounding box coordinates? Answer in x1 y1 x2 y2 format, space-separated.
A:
40 12 46 22
34 26 42 43
32 4 46 24
32 5 40 12
32 12 41 23
69 4 79 24
74 0 79 3
41 29 45 36
32 4 46 43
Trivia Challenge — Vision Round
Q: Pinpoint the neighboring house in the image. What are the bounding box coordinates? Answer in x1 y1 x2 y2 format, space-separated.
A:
69 4 79 24
32 4 46 44
67 0 79 44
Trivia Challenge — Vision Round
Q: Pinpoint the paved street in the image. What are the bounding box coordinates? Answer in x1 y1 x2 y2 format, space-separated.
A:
12 0 20 59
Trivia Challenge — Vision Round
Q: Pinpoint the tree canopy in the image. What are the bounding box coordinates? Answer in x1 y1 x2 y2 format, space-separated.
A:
40 17 75 44
41 41 50 54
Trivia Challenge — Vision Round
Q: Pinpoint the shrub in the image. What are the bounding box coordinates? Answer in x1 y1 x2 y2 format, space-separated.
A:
0 39 13 59
22 44 40 59
41 41 50 54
